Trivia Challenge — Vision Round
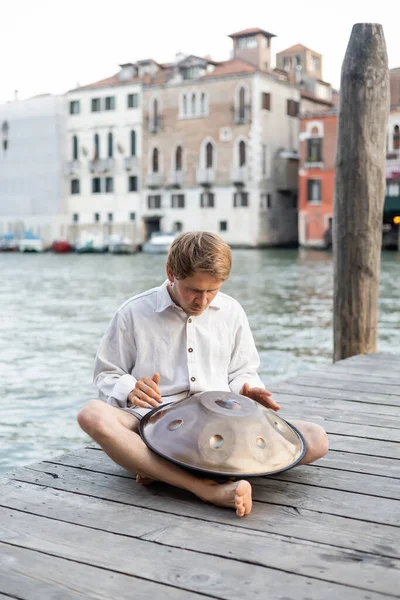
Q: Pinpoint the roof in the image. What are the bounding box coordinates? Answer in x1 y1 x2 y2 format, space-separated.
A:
277 44 320 56
202 59 258 78
69 73 140 92
229 27 276 39
300 90 334 107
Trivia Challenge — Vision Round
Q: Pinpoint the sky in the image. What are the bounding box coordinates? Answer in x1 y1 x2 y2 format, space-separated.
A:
0 0 399 104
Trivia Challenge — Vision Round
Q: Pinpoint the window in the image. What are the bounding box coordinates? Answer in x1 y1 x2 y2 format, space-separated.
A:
200 192 215 207
107 132 113 158
130 212 136 221
295 55 302 67
73 213 79 223
92 177 101 193
260 193 272 209
152 147 159 172
107 213 113 222
127 93 139 108
191 93 196 115
71 179 80 194
175 146 183 171
69 100 80 115
148 194 161 209
94 134 100 160
105 177 114 193
171 194 185 208
173 221 183 232
238 36 256 49
307 138 323 162
206 142 213 168
239 87 246 120
233 192 249 207
287 99 300 117
128 176 138 192
283 57 291 72
387 182 400 197
183 94 187 115
105 96 115 110
262 93 271 111
94 213 100 223
311 55 320 72
307 179 321 203
130 130 136 156
239 141 246 167
394 125 400 151
219 221 228 231
91 98 101 112
72 135 79 160
200 93 206 115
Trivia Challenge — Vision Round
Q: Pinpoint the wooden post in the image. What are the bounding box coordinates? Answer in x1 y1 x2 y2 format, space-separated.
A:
333 24 389 362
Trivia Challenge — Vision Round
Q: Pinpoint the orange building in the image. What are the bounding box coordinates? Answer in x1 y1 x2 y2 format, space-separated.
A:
298 111 337 247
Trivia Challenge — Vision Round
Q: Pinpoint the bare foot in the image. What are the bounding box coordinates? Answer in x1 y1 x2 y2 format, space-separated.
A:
136 473 157 486
200 479 252 517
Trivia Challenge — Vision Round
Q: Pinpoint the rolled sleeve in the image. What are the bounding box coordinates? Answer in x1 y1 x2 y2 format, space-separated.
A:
228 309 265 395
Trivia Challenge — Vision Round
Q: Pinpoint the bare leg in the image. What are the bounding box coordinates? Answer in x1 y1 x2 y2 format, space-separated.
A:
77 400 252 517
288 420 329 465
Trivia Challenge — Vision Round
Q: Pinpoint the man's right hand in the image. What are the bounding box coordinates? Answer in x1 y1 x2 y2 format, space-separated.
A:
128 373 162 408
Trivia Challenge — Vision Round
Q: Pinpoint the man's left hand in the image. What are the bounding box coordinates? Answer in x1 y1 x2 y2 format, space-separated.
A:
239 383 280 411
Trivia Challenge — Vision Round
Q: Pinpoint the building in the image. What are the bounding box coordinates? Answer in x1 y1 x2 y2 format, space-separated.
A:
0 94 66 245
298 106 400 249
65 67 143 247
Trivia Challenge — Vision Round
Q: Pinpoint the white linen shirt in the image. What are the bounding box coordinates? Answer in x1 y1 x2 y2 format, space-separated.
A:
93 281 264 408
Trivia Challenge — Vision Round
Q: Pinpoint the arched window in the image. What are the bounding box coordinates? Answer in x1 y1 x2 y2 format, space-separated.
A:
175 146 183 171
206 142 213 168
200 93 206 115
130 130 136 156
239 86 246 120
183 94 187 115
153 98 159 120
191 93 196 115
107 132 113 158
394 125 400 151
94 133 100 160
72 135 79 160
239 140 246 167
152 147 159 172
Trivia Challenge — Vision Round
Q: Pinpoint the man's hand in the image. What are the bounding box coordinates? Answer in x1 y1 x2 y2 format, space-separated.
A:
128 373 162 409
239 383 280 411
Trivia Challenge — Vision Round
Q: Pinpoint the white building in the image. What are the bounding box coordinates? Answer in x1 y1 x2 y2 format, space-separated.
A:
0 94 67 245
65 66 142 247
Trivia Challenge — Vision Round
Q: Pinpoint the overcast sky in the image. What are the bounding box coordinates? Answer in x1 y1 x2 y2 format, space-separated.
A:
0 0 399 104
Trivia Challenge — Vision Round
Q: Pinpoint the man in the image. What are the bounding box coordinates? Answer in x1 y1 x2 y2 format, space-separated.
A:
77 232 328 517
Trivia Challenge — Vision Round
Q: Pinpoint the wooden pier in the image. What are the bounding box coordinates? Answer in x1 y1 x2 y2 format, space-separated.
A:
0 352 399 599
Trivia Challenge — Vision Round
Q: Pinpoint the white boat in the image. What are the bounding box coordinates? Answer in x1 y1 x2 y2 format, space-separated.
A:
142 232 176 254
108 234 136 255
18 233 44 253
75 231 107 253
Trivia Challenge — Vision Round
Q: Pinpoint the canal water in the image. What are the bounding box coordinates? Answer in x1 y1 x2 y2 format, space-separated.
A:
1 249 399 472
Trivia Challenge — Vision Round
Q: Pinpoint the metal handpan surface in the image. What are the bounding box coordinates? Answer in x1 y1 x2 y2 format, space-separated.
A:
139 391 306 477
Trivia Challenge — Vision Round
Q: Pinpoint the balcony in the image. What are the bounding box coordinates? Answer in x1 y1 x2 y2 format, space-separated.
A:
274 152 299 191
231 166 248 185
148 116 163 134
89 158 115 174
168 171 184 188
232 105 251 125
124 156 139 171
146 172 164 189
65 160 80 176
196 167 215 186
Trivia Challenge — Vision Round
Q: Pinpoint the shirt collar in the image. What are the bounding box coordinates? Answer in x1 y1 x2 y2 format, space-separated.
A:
156 280 221 313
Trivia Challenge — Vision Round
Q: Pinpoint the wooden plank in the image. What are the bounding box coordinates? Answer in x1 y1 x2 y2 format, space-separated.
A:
285 414 400 441
282 402 400 430
287 376 400 398
314 450 400 478
0 486 398 596
7 464 400 558
270 383 400 409
1 507 392 600
0 542 207 600
47 448 400 499
324 365 400 381
328 434 400 459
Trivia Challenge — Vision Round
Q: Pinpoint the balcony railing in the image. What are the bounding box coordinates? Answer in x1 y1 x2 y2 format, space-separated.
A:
232 105 251 125
124 156 139 171
148 115 163 134
168 171 183 187
146 172 164 188
231 166 248 185
196 167 215 186
89 158 115 174
65 160 80 176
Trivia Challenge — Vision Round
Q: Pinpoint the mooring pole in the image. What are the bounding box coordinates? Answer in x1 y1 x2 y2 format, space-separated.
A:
333 23 389 362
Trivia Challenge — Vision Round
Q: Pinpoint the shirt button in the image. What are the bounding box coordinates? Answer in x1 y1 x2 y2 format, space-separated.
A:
188 347 193 353
188 318 192 323
191 377 196 382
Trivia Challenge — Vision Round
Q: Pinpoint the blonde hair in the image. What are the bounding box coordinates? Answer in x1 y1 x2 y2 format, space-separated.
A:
167 232 232 280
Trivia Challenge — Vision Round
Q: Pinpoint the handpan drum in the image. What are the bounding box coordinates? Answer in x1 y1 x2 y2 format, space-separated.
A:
139 391 306 477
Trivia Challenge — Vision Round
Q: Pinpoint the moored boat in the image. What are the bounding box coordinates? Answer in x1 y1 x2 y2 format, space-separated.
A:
142 232 176 254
